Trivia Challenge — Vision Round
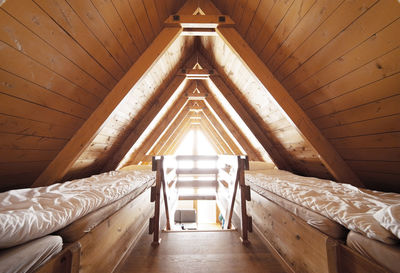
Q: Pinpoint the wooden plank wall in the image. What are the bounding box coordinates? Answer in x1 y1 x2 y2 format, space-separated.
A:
211 0 400 192
0 0 186 191
201 37 332 179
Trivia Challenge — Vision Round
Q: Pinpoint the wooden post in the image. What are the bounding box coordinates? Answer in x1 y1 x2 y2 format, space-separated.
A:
151 156 163 246
161 161 171 231
238 155 250 244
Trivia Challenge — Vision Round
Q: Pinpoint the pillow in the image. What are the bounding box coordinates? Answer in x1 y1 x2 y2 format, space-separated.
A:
248 161 275 171
118 164 152 171
374 204 400 239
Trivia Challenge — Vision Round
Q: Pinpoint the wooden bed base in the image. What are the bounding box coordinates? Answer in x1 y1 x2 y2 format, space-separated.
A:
247 190 392 273
34 187 154 273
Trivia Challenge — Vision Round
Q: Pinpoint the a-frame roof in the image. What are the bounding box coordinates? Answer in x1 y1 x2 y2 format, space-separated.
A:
1 0 399 193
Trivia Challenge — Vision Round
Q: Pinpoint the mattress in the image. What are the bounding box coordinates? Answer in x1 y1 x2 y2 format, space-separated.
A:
250 183 348 239
246 169 400 244
0 235 62 273
0 168 155 248
58 179 154 243
347 231 400 273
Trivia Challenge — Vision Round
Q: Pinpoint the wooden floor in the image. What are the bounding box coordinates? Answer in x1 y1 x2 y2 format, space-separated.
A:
116 230 285 273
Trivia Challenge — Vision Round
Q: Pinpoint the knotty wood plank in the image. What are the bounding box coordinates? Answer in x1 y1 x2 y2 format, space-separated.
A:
252 0 294 55
314 95 400 130
282 1 400 90
0 114 74 139
112 0 147 53
0 149 59 163
306 73 400 120
0 93 84 129
128 0 155 45
330 132 400 149
5 0 117 90
292 18 400 101
0 70 91 119
34 0 125 80
237 0 260 37
0 41 101 110
103 75 186 171
66 0 132 71
322 114 400 139
245 0 275 45
231 0 247 27
0 132 67 150
217 26 362 186
91 0 140 62
33 27 181 187
259 0 316 63
267 0 342 72
298 47 400 110
275 0 378 81
0 7 109 99
337 147 400 162
143 0 162 34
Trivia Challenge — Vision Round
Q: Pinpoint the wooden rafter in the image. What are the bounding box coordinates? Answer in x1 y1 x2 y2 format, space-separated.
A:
199 118 232 154
216 27 363 186
33 26 182 187
204 94 263 161
206 74 291 170
200 106 243 155
121 97 190 166
103 75 187 171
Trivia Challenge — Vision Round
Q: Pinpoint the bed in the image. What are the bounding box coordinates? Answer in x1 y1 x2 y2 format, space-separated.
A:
243 162 400 273
0 165 155 273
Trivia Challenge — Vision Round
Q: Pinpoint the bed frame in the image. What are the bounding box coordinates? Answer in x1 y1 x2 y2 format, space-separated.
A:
246 189 392 273
33 186 154 273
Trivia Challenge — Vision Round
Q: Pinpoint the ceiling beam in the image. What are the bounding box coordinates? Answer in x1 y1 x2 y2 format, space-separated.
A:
199 117 232 154
32 26 182 187
165 15 234 28
178 0 220 15
207 74 292 170
204 94 263 161
200 105 243 155
216 27 363 187
103 75 187 171
125 98 191 165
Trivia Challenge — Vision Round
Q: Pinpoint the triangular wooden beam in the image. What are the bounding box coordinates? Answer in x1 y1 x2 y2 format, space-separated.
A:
216 26 363 186
199 115 233 154
197 101 242 155
125 97 191 165
103 75 187 171
204 94 263 161
33 27 182 187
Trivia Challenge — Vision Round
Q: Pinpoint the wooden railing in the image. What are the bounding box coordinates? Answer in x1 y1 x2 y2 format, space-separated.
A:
149 155 251 244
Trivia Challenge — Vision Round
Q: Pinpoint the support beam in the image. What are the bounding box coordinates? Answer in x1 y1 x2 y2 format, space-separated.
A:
199 113 234 154
103 75 187 171
204 93 264 161
165 15 234 28
178 0 220 15
208 75 291 170
124 97 190 165
198 122 227 154
33 27 182 187
198 102 243 155
216 27 363 186
162 116 194 155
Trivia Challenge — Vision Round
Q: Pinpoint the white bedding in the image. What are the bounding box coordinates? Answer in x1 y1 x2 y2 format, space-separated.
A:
246 169 400 244
0 169 155 248
0 235 62 273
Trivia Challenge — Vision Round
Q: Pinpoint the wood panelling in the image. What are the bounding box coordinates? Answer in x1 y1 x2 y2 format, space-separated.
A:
211 0 400 191
65 36 195 181
0 0 187 191
200 36 330 179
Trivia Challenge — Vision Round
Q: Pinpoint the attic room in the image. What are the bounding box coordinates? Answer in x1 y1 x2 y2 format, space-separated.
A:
0 0 399 272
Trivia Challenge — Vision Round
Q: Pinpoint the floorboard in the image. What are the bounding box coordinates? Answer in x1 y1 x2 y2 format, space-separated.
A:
116 230 285 273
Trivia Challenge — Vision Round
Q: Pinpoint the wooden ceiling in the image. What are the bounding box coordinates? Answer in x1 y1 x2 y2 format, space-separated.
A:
0 0 399 193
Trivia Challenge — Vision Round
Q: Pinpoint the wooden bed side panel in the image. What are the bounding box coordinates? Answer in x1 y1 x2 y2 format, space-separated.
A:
337 243 390 273
77 188 153 273
247 190 338 273
34 242 80 273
